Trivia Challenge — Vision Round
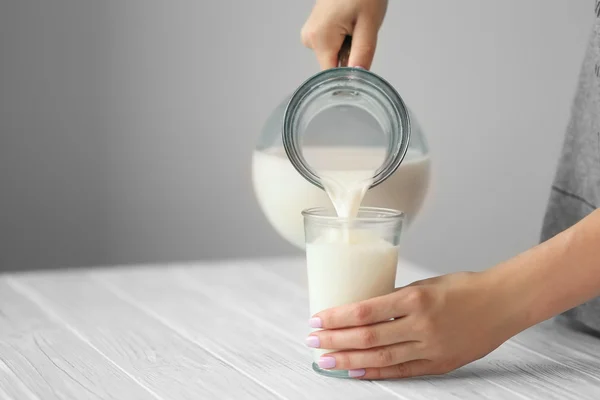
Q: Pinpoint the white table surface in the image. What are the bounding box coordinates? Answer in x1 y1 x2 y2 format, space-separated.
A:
1 257 600 400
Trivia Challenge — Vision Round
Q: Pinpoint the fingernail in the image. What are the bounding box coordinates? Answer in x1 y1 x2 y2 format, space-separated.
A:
318 356 336 369
308 317 322 328
353 66 366 70
348 369 366 378
305 336 320 348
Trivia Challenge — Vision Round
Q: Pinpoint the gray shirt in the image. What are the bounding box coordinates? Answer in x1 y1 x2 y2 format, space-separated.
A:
540 2 600 331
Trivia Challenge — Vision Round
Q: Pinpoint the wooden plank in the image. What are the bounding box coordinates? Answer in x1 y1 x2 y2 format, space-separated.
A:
8 271 282 400
0 357 39 400
265 258 600 380
0 382 14 400
0 278 152 400
6 259 600 399
192 259 600 399
440 340 600 400
130 261 511 400
273 258 600 398
182 261 521 399
511 318 600 381
93 264 408 400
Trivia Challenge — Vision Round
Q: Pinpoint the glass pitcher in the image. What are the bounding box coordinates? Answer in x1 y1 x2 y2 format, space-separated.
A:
252 45 430 249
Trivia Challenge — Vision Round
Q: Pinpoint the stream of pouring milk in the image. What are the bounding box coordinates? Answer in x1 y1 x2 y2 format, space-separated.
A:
307 146 382 220
321 172 373 219
319 171 373 242
307 150 400 362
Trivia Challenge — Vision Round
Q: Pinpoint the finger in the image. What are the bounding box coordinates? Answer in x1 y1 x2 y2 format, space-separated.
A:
356 359 436 380
347 17 378 69
319 342 422 370
313 294 398 329
315 48 341 70
314 287 430 329
313 31 346 70
309 318 413 350
397 276 440 289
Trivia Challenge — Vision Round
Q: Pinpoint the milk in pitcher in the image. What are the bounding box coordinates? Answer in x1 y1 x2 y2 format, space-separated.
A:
252 146 430 247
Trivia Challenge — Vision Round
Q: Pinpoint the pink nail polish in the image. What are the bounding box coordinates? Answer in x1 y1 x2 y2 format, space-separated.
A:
308 317 322 328
318 356 336 369
305 336 320 348
348 369 366 378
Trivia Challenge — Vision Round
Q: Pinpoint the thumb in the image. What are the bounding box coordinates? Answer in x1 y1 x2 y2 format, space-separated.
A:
348 18 378 69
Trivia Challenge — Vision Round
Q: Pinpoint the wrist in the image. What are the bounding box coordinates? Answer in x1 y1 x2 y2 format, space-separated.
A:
472 209 600 344
478 265 535 341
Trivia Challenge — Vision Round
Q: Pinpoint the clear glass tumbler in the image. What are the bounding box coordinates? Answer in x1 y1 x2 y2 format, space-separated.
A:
302 207 405 378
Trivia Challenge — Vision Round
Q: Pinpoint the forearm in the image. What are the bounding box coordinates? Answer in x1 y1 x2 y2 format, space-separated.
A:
485 208 600 335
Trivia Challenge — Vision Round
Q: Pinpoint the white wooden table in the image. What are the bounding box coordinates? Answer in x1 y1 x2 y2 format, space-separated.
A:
1 258 600 400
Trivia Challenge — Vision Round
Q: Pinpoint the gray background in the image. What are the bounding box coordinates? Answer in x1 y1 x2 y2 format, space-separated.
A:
0 0 594 273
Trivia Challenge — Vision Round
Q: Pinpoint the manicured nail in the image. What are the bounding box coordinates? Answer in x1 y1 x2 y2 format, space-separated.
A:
308 317 322 328
348 369 366 378
318 356 336 369
305 336 320 348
